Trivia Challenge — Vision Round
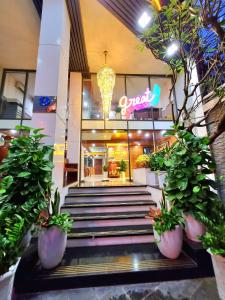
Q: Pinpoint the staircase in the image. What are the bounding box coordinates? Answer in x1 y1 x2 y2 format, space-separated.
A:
15 184 214 294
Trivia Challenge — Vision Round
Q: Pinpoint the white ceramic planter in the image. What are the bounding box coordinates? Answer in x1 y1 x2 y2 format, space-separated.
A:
184 213 205 242
120 171 126 180
158 171 166 189
103 171 108 179
133 168 148 185
153 225 183 259
147 171 159 186
38 226 67 269
0 259 20 300
211 254 225 300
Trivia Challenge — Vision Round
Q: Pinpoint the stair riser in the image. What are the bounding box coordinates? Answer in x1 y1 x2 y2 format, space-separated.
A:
67 235 155 247
62 205 152 214
72 218 152 228
65 194 152 203
69 187 147 194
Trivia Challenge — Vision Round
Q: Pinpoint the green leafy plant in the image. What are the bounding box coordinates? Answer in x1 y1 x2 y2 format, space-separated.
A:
147 195 183 236
136 154 150 168
164 127 220 223
103 164 108 172
149 148 169 172
201 224 225 256
0 205 26 275
119 159 127 172
39 189 73 233
115 106 121 113
0 126 53 228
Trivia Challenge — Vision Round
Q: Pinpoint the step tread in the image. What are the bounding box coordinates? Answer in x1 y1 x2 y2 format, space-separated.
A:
71 224 152 233
66 191 151 198
71 211 148 220
68 227 153 238
62 200 156 208
69 184 147 190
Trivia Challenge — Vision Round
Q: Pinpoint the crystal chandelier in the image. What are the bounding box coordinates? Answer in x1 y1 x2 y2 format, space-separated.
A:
97 51 115 118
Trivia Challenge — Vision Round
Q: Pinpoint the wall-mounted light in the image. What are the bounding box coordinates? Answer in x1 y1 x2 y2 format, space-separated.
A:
138 12 151 28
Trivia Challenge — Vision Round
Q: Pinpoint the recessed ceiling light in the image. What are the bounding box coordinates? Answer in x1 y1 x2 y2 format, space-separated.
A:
92 144 95 147
137 142 141 146
128 133 132 138
138 12 151 28
83 101 88 107
161 130 166 135
92 129 96 133
167 43 179 56
137 130 142 134
145 133 150 138
10 130 17 135
113 130 117 133
96 114 100 118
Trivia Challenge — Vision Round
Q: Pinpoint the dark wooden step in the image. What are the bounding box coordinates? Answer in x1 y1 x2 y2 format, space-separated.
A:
71 211 148 221
62 200 156 208
66 191 151 198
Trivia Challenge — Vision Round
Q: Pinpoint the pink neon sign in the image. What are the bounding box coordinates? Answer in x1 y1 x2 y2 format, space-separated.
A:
119 87 159 117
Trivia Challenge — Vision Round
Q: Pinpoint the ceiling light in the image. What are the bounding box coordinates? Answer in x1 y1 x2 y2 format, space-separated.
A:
138 12 151 29
128 133 132 138
92 144 96 147
137 130 142 134
92 129 96 133
10 130 17 135
113 130 117 133
83 101 88 107
137 142 141 146
167 43 179 56
145 133 150 138
96 114 100 118
161 130 166 136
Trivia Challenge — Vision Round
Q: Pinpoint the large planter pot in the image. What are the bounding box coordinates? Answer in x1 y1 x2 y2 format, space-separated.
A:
158 171 166 189
147 171 159 186
103 171 108 179
0 259 20 300
153 225 183 259
184 213 206 242
133 168 148 185
211 253 225 300
20 226 33 250
38 226 67 269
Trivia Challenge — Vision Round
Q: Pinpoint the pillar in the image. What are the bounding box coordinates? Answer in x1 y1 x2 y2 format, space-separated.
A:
67 72 82 180
32 0 70 194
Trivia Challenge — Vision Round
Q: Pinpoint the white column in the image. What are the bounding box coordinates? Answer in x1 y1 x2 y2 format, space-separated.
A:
32 0 70 193
67 72 82 179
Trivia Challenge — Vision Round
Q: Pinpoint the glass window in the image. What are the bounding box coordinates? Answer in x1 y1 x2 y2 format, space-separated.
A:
150 77 174 120
1 71 26 119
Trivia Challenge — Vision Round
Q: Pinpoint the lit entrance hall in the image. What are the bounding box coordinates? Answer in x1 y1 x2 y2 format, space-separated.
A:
0 0 224 300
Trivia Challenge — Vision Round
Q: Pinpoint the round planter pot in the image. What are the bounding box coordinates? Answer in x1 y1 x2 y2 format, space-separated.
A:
103 171 108 179
153 225 183 259
211 253 225 300
184 213 205 242
38 226 67 269
0 258 20 300
120 171 126 180
158 171 166 189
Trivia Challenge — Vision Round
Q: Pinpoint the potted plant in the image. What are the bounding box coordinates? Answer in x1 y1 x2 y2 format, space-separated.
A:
0 206 27 300
38 188 73 269
133 154 150 184
119 159 127 180
164 128 219 242
115 106 122 119
102 164 108 179
149 149 168 188
147 196 184 259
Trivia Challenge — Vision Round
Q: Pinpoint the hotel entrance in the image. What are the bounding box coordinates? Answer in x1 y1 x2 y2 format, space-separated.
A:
81 129 130 183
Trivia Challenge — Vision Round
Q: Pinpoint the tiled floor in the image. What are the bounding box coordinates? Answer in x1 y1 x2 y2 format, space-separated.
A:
16 277 219 300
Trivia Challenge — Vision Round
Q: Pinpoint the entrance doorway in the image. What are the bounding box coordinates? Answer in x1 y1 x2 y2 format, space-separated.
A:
81 130 130 183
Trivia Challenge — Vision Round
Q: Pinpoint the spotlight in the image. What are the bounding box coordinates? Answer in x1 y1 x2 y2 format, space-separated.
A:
92 144 95 147
92 129 96 133
128 133 132 138
83 101 88 107
167 43 179 56
145 132 150 138
138 12 151 28
137 130 142 134
113 130 117 133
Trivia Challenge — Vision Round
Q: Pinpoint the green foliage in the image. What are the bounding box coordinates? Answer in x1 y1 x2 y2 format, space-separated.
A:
0 126 53 274
164 127 220 222
51 188 60 216
151 196 184 236
136 154 150 168
0 205 26 274
149 148 170 171
103 164 108 172
48 213 73 233
119 159 127 172
201 224 225 256
115 106 121 113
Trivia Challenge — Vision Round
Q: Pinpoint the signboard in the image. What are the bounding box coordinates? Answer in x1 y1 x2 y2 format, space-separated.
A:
118 84 161 117
33 96 57 113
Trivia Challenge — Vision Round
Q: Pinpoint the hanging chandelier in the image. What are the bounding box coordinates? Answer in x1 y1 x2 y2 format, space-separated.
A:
97 51 116 118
